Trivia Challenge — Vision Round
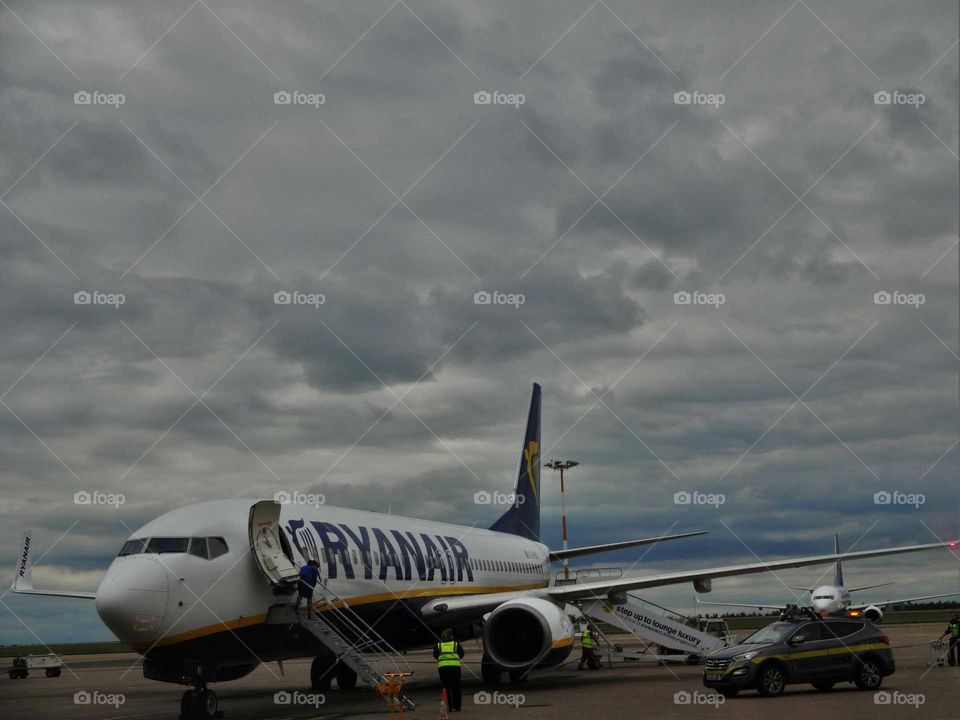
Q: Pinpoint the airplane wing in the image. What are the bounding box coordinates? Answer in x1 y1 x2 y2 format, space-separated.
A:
11 587 96 599
847 581 895 593
549 531 708 562
549 541 956 602
850 591 960 610
421 540 957 621
694 598 786 611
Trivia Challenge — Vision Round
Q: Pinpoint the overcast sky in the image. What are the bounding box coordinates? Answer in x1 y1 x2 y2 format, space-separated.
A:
1 0 957 644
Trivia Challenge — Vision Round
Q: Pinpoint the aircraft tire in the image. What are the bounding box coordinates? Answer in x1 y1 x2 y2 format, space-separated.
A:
481 655 502 685
311 655 335 691
335 662 358 689
508 669 527 684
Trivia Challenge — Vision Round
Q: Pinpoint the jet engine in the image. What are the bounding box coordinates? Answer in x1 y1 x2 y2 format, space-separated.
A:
861 605 883 623
483 598 574 669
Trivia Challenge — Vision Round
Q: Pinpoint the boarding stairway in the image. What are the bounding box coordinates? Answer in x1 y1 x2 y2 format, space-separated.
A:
266 579 415 711
561 568 726 662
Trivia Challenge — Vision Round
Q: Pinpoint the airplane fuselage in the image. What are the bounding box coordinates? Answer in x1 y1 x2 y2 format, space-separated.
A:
95 499 551 677
811 584 852 614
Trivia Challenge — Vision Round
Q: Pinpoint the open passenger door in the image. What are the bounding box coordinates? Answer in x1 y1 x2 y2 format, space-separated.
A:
249 500 300 588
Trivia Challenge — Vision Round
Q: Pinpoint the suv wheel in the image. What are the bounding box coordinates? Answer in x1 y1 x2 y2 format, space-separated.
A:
811 681 835 691
854 658 883 691
757 664 786 697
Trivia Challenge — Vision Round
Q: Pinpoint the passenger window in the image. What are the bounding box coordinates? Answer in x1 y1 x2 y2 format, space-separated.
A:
207 537 229 559
825 621 862 638
188 538 208 559
792 623 824 642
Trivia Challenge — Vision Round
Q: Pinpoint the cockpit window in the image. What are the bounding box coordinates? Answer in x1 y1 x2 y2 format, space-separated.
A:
188 537 208 559
207 537 229 559
119 536 228 558
118 539 145 556
146 537 190 554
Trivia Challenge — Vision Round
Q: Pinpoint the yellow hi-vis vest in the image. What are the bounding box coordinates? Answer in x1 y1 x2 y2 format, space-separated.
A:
437 641 461 668
950 621 960 638
581 629 594 649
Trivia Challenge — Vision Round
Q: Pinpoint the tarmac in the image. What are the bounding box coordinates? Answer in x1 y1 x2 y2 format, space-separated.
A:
1 624 956 720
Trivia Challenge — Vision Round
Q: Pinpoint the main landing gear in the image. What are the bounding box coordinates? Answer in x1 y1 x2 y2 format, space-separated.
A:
310 653 359 691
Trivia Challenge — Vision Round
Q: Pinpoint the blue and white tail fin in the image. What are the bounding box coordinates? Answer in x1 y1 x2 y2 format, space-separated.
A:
833 533 844 587
489 383 541 542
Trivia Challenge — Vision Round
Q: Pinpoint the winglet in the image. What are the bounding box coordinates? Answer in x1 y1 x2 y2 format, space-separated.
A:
13 531 34 593
11 530 96 600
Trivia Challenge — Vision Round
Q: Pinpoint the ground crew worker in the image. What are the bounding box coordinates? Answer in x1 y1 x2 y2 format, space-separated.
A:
940 612 960 666
577 626 596 670
298 559 320 618
433 628 464 712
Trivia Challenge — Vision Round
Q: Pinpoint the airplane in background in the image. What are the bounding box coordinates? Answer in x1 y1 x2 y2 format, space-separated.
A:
697 533 959 622
12 384 959 719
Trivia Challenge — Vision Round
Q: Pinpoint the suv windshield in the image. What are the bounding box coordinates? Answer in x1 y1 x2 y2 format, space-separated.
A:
741 621 798 645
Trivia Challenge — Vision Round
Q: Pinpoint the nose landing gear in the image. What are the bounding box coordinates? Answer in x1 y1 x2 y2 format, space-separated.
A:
180 686 220 719
178 659 222 720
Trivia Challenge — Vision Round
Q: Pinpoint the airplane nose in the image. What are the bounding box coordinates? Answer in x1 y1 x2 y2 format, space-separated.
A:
96 556 169 647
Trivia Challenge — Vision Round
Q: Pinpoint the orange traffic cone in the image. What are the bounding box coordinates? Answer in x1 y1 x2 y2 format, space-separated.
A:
439 688 450 720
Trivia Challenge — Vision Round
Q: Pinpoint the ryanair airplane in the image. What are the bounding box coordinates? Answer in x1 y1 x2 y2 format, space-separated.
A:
11 384 957 718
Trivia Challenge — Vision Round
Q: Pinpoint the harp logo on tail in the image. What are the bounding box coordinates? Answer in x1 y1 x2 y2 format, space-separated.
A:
524 440 539 499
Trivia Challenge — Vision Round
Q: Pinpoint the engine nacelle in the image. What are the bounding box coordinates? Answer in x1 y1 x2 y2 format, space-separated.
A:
483 598 574 670
862 605 883 623
694 578 712 593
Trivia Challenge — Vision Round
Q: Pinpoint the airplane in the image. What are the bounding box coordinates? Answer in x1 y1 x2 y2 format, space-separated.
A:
11 383 959 719
696 533 960 621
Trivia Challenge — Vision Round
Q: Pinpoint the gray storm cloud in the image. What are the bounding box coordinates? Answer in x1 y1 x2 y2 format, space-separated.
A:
1 0 956 641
